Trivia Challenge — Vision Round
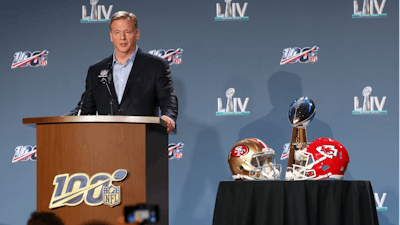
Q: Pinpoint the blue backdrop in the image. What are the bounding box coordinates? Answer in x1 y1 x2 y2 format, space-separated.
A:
0 0 398 224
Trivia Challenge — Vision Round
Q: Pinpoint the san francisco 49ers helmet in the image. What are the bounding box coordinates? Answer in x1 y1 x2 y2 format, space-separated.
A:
290 137 349 180
228 138 281 180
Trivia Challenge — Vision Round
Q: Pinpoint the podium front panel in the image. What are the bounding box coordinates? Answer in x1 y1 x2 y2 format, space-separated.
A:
36 122 168 225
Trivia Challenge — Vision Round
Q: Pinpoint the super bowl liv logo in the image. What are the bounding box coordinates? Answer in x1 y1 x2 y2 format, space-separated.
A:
49 169 127 209
81 0 113 23
280 142 310 160
353 86 386 115
215 0 248 21
374 193 387 211
217 88 249 116
352 0 387 18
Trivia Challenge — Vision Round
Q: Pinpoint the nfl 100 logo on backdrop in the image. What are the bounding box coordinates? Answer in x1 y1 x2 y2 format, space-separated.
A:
12 145 37 163
353 86 386 115
148 48 183 66
352 0 387 18
217 88 249 116
215 0 248 21
280 46 319 65
49 169 127 209
81 0 113 23
11 50 48 69
168 142 184 160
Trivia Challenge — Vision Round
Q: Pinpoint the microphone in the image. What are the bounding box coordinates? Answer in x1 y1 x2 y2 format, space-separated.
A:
104 62 114 115
107 62 113 84
98 64 111 84
77 63 114 116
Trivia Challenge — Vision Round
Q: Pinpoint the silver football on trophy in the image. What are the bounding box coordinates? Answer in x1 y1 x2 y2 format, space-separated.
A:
288 97 316 128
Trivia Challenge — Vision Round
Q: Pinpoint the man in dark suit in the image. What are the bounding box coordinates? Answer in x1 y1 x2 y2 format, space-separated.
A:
71 11 178 133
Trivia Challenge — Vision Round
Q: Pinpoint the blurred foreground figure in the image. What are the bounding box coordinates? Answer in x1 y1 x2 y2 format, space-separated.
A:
27 211 64 225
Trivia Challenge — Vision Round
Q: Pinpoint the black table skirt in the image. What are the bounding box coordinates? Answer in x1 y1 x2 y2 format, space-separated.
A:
212 180 379 225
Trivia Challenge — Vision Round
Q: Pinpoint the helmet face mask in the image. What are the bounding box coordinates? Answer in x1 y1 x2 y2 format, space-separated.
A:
228 138 282 180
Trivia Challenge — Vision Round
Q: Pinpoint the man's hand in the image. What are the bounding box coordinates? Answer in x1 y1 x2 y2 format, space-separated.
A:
161 116 175 134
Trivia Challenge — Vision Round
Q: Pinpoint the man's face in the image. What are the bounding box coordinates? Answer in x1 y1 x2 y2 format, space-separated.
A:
110 18 139 56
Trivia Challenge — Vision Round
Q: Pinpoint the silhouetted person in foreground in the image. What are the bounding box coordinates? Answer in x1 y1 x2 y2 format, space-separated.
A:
81 221 112 225
27 211 64 225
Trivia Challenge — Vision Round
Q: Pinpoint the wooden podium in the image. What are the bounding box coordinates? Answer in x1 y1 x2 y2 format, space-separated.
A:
23 116 169 225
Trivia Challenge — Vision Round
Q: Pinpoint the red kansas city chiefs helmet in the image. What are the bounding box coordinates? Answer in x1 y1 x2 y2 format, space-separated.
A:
292 137 350 180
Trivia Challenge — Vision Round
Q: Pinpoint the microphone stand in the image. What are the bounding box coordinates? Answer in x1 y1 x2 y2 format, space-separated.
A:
106 62 114 116
77 82 102 116
78 62 114 116
105 82 114 116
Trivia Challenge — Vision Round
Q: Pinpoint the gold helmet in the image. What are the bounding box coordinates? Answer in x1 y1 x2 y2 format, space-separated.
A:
228 138 281 180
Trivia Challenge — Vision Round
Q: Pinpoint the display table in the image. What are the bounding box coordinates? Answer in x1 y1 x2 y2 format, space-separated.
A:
212 180 379 225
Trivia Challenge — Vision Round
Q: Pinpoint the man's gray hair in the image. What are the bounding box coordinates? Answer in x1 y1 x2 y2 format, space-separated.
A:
109 11 138 30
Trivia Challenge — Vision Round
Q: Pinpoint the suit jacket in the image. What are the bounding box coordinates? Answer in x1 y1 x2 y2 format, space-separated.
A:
75 49 178 121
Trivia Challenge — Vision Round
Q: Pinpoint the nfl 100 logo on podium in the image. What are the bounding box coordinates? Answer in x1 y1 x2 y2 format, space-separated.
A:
148 48 183 66
215 0 248 21
81 0 113 23
353 86 387 115
217 88 249 116
49 169 127 209
12 145 37 163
